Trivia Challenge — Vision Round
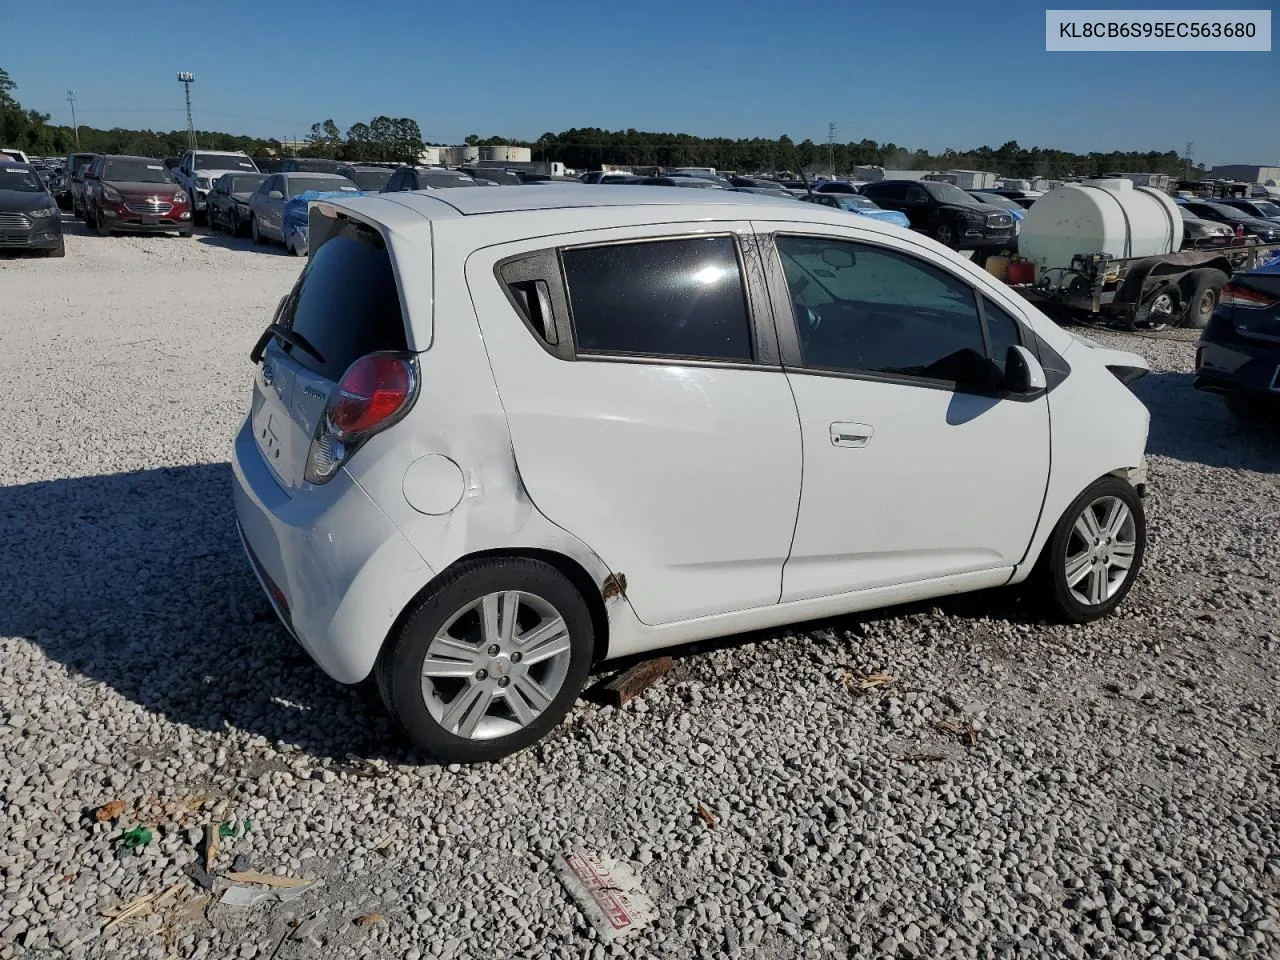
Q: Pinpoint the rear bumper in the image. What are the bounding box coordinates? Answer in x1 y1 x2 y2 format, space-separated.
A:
1194 335 1280 397
230 417 435 684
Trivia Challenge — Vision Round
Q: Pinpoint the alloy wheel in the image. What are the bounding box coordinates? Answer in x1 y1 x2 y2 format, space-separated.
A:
420 591 573 740
1063 495 1138 606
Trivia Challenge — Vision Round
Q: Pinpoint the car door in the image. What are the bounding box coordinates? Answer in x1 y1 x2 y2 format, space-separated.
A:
461 224 803 625
757 226 1050 601
902 184 935 231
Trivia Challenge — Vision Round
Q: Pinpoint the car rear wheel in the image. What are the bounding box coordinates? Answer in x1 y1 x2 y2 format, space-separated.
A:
376 558 595 763
1033 476 1145 623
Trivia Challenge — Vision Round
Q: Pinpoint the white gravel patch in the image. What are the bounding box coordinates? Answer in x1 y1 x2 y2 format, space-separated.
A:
0 222 1277 960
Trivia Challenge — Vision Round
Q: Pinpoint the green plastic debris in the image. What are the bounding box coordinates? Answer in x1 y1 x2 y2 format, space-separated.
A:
117 825 153 850
219 821 238 839
242 818 253 835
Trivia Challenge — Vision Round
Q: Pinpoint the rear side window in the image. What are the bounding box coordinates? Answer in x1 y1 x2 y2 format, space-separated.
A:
561 236 753 361
281 223 407 380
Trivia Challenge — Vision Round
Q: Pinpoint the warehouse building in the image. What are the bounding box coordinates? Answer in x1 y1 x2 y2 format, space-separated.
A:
1209 164 1280 185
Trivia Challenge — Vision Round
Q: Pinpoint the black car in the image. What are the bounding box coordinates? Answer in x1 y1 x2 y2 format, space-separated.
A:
381 167 480 191
253 156 284 174
0 161 64 257
335 164 394 192
1194 257 1280 422
279 157 345 174
207 172 268 236
56 152 97 210
860 179 1016 249
1180 201 1280 242
1217 197 1280 222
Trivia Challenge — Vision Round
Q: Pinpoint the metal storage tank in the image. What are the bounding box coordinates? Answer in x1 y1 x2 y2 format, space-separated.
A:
1019 179 1182 282
461 146 481 164
478 145 532 163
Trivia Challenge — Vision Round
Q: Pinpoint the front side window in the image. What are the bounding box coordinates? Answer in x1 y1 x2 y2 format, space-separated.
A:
981 297 1022 373
561 236 753 361
776 235 986 382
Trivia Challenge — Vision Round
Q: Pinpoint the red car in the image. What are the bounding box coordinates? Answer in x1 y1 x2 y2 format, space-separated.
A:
83 154 193 237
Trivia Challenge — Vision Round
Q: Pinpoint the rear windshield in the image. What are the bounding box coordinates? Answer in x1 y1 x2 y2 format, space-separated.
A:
229 174 266 193
288 176 359 196
103 160 174 183
281 222 407 380
347 168 393 191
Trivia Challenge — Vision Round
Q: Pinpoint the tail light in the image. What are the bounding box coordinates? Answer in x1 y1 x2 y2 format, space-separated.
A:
1234 224 1245 238
1220 282 1278 309
304 353 418 484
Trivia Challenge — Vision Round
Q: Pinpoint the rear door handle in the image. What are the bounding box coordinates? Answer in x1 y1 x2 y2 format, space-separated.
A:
831 422 874 448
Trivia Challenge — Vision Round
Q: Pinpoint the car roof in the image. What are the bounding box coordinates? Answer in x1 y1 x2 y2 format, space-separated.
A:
281 172 351 179
101 154 161 162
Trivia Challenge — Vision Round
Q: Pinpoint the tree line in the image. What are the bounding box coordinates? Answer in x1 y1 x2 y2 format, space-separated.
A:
4 66 1200 179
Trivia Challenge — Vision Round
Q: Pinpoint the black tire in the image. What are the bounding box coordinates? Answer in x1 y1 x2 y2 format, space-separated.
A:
207 205 219 232
1031 476 1146 624
179 227 193 238
84 204 96 229
375 557 595 763
250 215 264 245
1181 269 1228 330
934 220 956 248
1134 282 1181 329
44 237 66 258
230 211 243 237
95 208 111 237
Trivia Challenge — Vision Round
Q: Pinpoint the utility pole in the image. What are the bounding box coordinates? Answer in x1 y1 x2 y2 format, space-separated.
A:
1183 141 1194 181
827 122 837 178
66 90 80 149
176 72 197 150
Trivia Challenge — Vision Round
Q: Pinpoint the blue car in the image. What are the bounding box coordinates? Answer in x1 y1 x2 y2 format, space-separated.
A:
282 189 368 257
804 192 911 228
1194 255 1280 421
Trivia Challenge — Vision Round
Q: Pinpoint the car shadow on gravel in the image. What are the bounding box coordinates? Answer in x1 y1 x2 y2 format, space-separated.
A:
197 231 292 256
1130 370 1280 472
0 463 408 763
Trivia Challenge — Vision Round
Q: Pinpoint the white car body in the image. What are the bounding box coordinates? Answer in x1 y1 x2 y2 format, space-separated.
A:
1 147 31 164
231 186 1150 739
176 149 259 212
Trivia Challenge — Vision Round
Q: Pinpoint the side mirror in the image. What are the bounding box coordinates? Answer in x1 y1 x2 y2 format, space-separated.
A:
1004 344 1047 395
269 190 284 200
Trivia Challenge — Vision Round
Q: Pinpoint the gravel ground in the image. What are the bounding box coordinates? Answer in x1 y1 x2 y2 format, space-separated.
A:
0 222 1277 960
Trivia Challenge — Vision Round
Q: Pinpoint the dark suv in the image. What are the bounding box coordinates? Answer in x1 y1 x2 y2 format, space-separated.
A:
861 180 1016 250
56 152 96 210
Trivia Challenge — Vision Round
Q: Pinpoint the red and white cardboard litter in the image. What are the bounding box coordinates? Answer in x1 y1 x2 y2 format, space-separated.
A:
555 848 656 941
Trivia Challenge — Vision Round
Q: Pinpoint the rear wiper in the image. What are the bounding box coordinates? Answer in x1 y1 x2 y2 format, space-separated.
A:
250 323 326 366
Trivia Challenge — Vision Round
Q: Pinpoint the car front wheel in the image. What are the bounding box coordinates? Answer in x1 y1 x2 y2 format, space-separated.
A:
250 216 263 245
1034 476 1145 623
934 221 956 247
376 558 595 763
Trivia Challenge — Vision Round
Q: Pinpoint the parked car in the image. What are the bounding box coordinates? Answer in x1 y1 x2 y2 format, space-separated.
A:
334 164 394 192
580 171 640 185
804 192 911 227
806 180 862 196
460 168 522 186
1217 197 1280 222
83 154 192 237
1178 206 1234 246
635 176 724 188
207 172 268 236
247 172 358 249
1194 256 1280 421
70 153 100 218
0 161 64 257
734 186 802 199
861 179 1016 249
381 167 480 192
990 190 1042 210
232 186 1152 762
968 191 1027 234
280 189 369 257
0 147 30 164
55 152 96 210
279 158 345 174
254 157 285 174
1179 200 1280 242
175 150 259 223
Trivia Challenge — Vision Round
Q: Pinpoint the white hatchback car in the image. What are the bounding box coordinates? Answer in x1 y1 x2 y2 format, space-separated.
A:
232 186 1151 762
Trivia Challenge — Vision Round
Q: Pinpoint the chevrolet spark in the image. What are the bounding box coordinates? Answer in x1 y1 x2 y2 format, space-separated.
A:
232 186 1151 763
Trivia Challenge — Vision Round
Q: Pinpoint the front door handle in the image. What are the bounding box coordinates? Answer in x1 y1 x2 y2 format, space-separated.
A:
831 422 874 448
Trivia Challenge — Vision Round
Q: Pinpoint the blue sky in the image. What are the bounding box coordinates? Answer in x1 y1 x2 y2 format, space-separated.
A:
2 0 1275 164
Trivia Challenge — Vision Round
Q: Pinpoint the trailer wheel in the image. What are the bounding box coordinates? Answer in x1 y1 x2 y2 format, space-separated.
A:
1181 269 1228 330
1134 283 1181 330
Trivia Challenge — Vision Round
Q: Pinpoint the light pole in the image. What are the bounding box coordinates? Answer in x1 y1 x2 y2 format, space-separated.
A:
66 90 80 149
176 72 197 150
